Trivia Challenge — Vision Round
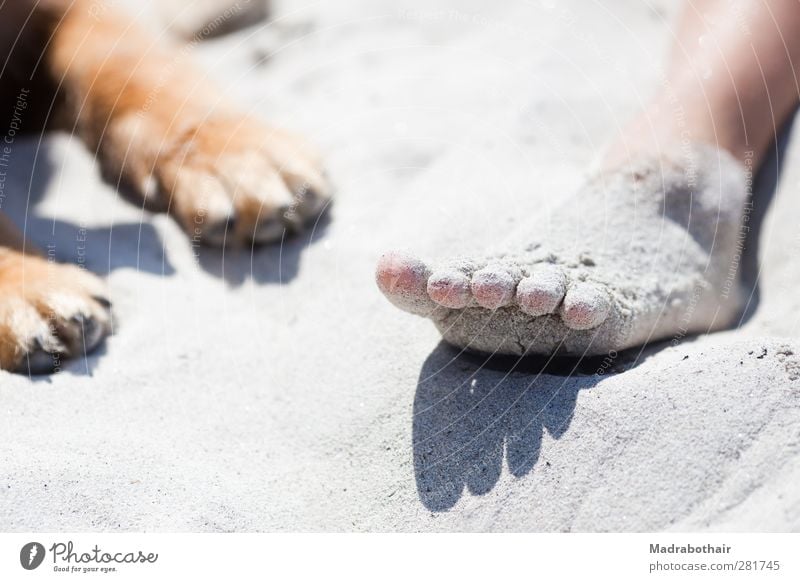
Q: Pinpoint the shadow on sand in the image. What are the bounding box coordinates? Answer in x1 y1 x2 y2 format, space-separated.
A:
3 136 328 377
2 137 327 284
412 342 654 512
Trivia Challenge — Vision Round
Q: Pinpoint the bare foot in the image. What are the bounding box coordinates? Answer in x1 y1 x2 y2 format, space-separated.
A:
377 146 749 356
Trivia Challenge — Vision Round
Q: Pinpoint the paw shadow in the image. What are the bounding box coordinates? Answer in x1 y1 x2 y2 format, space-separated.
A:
4 137 331 284
22 216 175 277
412 341 660 512
27 341 109 382
195 209 331 286
2 138 174 277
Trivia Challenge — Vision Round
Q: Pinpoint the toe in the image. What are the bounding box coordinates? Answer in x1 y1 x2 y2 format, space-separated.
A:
471 265 517 309
196 191 237 247
202 214 237 246
560 282 611 330
220 161 296 244
257 130 331 223
252 217 287 244
517 264 567 316
245 183 297 244
9 306 65 375
427 269 472 308
292 183 332 225
75 297 112 354
72 313 105 353
169 168 236 246
34 291 111 357
279 163 331 221
376 251 436 315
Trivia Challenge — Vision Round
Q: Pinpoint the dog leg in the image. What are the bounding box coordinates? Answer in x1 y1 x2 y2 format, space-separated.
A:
0 214 111 374
47 0 330 246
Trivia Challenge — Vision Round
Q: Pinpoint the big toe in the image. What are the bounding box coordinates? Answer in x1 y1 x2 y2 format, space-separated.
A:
376 251 436 315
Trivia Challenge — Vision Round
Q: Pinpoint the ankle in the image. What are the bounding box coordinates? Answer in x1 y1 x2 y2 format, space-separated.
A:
603 88 762 173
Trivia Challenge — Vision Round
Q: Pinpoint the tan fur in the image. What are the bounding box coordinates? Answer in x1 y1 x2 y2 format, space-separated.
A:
0 246 111 372
0 0 329 372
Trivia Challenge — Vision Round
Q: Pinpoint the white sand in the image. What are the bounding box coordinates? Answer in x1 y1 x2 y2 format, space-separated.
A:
1 0 799 531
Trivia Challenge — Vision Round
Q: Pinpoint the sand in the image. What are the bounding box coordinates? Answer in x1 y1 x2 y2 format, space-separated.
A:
1 0 799 531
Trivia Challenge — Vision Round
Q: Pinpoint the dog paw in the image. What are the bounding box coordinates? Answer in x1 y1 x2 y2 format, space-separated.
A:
0 250 112 374
117 112 331 246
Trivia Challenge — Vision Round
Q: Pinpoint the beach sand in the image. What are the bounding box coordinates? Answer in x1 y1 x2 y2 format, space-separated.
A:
1 0 799 531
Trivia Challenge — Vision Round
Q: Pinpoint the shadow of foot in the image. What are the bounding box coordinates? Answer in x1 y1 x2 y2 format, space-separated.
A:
412 341 659 511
